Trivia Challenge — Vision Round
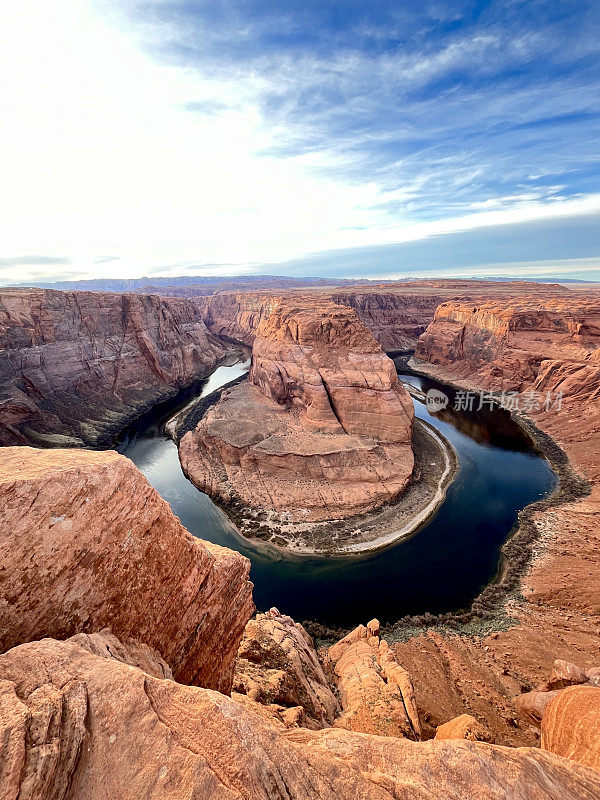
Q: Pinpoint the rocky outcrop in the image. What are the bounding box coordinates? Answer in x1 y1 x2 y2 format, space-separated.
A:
0 446 254 691
180 301 414 523
233 608 339 729
0 288 228 446
325 620 422 740
2 633 600 800
435 714 493 742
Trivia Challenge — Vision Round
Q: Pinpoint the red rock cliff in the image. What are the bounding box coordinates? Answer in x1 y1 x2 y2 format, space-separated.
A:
0 446 254 691
180 301 414 522
0 288 228 446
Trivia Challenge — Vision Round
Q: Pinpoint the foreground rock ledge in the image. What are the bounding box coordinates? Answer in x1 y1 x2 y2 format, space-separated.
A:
0 446 254 691
1 632 599 800
180 301 414 523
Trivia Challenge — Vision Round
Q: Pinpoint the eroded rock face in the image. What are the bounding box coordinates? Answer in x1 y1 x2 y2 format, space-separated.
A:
233 608 339 729
0 447 254 691
0 288 228 446
415 298 600 398
2 634 600 800
325 620 422 740
180 301 414 522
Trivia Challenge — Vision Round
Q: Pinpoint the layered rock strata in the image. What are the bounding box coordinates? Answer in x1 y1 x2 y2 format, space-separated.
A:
180 301 414 522
2 632 600 800
0 288 228 446
0 447 254 691
198 280 566 351
416 297 600 397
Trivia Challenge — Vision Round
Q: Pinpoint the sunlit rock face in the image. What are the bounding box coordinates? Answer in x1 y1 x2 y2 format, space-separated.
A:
180 300 414 522
0 446 254 692
0 288 228 446
415 297 600 398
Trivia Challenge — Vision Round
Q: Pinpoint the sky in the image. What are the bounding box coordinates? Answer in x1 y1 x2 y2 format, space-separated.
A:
1 0 599 285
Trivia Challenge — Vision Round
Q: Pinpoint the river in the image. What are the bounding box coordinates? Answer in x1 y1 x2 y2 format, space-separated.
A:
117 360 557 626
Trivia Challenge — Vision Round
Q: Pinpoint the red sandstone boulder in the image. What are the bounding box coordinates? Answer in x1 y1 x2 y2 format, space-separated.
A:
0 447 254 691
435 714 494 743
233 607 339 729
541 685 600 772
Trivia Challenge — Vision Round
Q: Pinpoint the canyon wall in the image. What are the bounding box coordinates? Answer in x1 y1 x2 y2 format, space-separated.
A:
0 446 254 691
180 300 414 522
0 288 229 447
390 290 600 745
416 298 600 395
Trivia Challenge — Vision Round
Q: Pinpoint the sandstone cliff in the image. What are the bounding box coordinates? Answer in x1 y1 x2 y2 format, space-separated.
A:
415 297 600 396
0 446 254 691
0 288 229 446
180 301 414 522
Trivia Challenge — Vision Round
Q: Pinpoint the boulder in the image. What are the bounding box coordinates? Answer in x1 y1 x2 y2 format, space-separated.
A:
233 607 339 729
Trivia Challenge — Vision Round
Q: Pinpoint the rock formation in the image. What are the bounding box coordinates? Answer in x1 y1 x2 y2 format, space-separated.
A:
197 280 566 351
0 288 229 446
325 619 422 740
514 659 600 771
233 607 339 729
415 297 600 397
0 446 254 691
541 685 600 772
180 301 414 522
2 632 600 800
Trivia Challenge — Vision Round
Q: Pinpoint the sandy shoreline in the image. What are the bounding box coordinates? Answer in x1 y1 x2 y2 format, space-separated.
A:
337 420 455 554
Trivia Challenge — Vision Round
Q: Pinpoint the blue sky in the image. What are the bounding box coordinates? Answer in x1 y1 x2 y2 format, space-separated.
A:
0 0 598 284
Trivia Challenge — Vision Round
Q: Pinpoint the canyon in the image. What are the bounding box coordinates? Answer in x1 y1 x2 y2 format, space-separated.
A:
180 300 415 525
0 288 229 447
1 278 600 797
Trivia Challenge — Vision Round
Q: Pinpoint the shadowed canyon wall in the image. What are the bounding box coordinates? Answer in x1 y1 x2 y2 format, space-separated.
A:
0 289 229 447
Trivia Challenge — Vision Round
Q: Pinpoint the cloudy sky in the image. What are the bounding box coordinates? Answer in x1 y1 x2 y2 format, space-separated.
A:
1 0 599 285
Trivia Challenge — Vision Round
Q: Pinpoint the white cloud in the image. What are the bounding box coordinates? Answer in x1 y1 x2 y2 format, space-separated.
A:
0 1 598 284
